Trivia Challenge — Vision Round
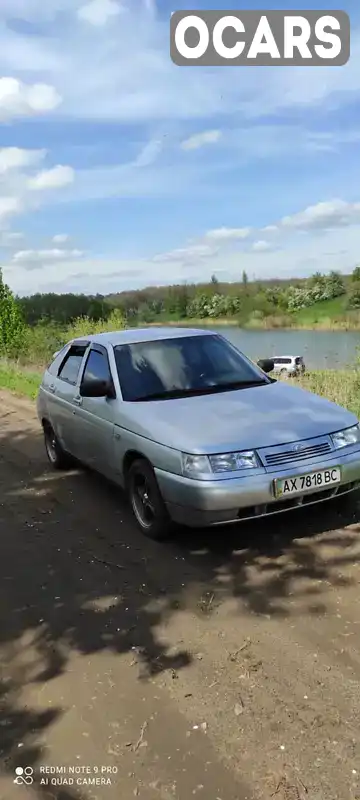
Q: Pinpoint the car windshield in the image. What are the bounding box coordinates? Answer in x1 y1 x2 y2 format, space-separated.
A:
114 334 270 401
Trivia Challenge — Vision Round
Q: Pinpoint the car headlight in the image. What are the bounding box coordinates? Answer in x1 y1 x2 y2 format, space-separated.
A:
331 424 360 450
181 454 212 478
181 450 259 478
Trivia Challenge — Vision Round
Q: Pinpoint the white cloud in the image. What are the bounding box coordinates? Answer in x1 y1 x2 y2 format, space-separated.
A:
77 0 121 26
159 198 360 271
0 197 22 221
2 252 157 295
261 225 278 234
0 77 61 120
12 248 84 269
0 147 46 174
13 248 83 262
52 233 70 244
0 5 359 296
221 124 360 164
53 156 214 203
5 225 360 296
0 1 76 22
133 138 163 168
152 244 217 264
205 227 251 241
252 240 272 252
0 6 358 125
0 156 75 234
143 196 360 280
181 130 222 151
28 165 75 191
1 231 24 246
4 201 360 295
281 199 360 232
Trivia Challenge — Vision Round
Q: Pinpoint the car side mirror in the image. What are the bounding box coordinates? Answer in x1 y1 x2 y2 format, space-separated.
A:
257 358 274 374
80 376 115 398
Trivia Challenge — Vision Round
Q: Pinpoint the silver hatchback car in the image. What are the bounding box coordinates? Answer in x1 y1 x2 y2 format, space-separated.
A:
37 327 360 540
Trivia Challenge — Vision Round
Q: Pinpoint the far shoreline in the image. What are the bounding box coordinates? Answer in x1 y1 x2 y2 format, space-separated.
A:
140 317 360 332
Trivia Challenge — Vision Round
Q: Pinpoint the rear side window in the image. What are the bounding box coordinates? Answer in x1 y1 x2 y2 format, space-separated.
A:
274 357 292 365
58 345 88 386
47 345 69 376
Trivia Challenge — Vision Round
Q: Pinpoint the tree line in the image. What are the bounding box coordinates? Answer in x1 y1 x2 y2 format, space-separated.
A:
16 268 360 328
1 268 360 365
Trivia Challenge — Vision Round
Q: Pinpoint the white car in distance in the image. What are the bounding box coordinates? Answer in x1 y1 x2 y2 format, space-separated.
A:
271 355 306 378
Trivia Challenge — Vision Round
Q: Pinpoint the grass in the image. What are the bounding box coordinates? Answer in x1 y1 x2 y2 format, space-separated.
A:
0 362 42 400
290 297 360 330
294 296 347 324
285 369 360 418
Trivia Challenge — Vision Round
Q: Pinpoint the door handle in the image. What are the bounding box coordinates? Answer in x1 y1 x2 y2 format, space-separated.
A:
48 384 56 394
73 395 83 406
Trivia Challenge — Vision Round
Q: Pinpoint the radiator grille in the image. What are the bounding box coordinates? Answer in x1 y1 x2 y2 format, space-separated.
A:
264 441 332 467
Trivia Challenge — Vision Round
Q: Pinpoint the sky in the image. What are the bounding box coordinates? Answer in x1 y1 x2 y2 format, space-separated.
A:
0 0 359 296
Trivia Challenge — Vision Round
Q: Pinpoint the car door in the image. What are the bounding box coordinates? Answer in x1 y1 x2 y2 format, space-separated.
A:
44 342 90 457
72 344 117 477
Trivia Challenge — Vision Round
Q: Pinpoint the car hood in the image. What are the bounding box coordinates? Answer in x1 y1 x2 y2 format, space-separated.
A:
119 381 358 454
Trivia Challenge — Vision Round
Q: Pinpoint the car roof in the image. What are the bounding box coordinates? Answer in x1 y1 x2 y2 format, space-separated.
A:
72 326 214 347
273 355 303 359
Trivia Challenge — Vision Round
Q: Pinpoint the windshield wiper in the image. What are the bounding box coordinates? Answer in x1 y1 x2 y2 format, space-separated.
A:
213 379 268 391
132 379 269 402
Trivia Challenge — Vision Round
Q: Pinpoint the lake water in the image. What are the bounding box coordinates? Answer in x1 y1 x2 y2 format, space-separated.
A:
211 328 360 370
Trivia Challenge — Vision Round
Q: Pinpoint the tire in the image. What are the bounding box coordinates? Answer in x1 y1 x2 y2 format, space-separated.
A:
43 424 73 470
127 458 172 541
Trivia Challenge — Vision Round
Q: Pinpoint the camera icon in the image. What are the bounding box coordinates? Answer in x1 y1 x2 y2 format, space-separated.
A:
14 766 34 785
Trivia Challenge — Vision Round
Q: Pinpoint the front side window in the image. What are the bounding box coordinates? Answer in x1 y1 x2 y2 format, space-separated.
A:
58 345 88 385
114 334 270 402
80 349 112 388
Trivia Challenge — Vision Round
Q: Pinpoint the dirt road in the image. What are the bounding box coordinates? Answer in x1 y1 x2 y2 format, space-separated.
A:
1 390 360 800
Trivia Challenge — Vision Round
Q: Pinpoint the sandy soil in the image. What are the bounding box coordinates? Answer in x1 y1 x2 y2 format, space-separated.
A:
0 390 360 800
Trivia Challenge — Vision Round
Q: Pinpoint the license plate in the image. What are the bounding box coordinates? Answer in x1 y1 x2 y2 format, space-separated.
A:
274 466 341 498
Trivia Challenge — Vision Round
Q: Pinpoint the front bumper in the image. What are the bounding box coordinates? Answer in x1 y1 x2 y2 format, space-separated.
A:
155 447 360 528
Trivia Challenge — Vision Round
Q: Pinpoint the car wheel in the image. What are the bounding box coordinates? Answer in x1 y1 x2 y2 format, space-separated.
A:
43 424 73 470
127 459 172 541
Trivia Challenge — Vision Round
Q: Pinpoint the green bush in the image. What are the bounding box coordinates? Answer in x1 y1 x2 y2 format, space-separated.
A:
0 270 26 359
187 293 241 318
347 282 360 310
13 309 127 368
66 309 126 340
287 271 345 312
21 320 67 365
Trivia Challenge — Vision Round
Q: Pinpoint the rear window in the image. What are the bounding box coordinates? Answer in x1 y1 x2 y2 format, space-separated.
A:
295 357 303 365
